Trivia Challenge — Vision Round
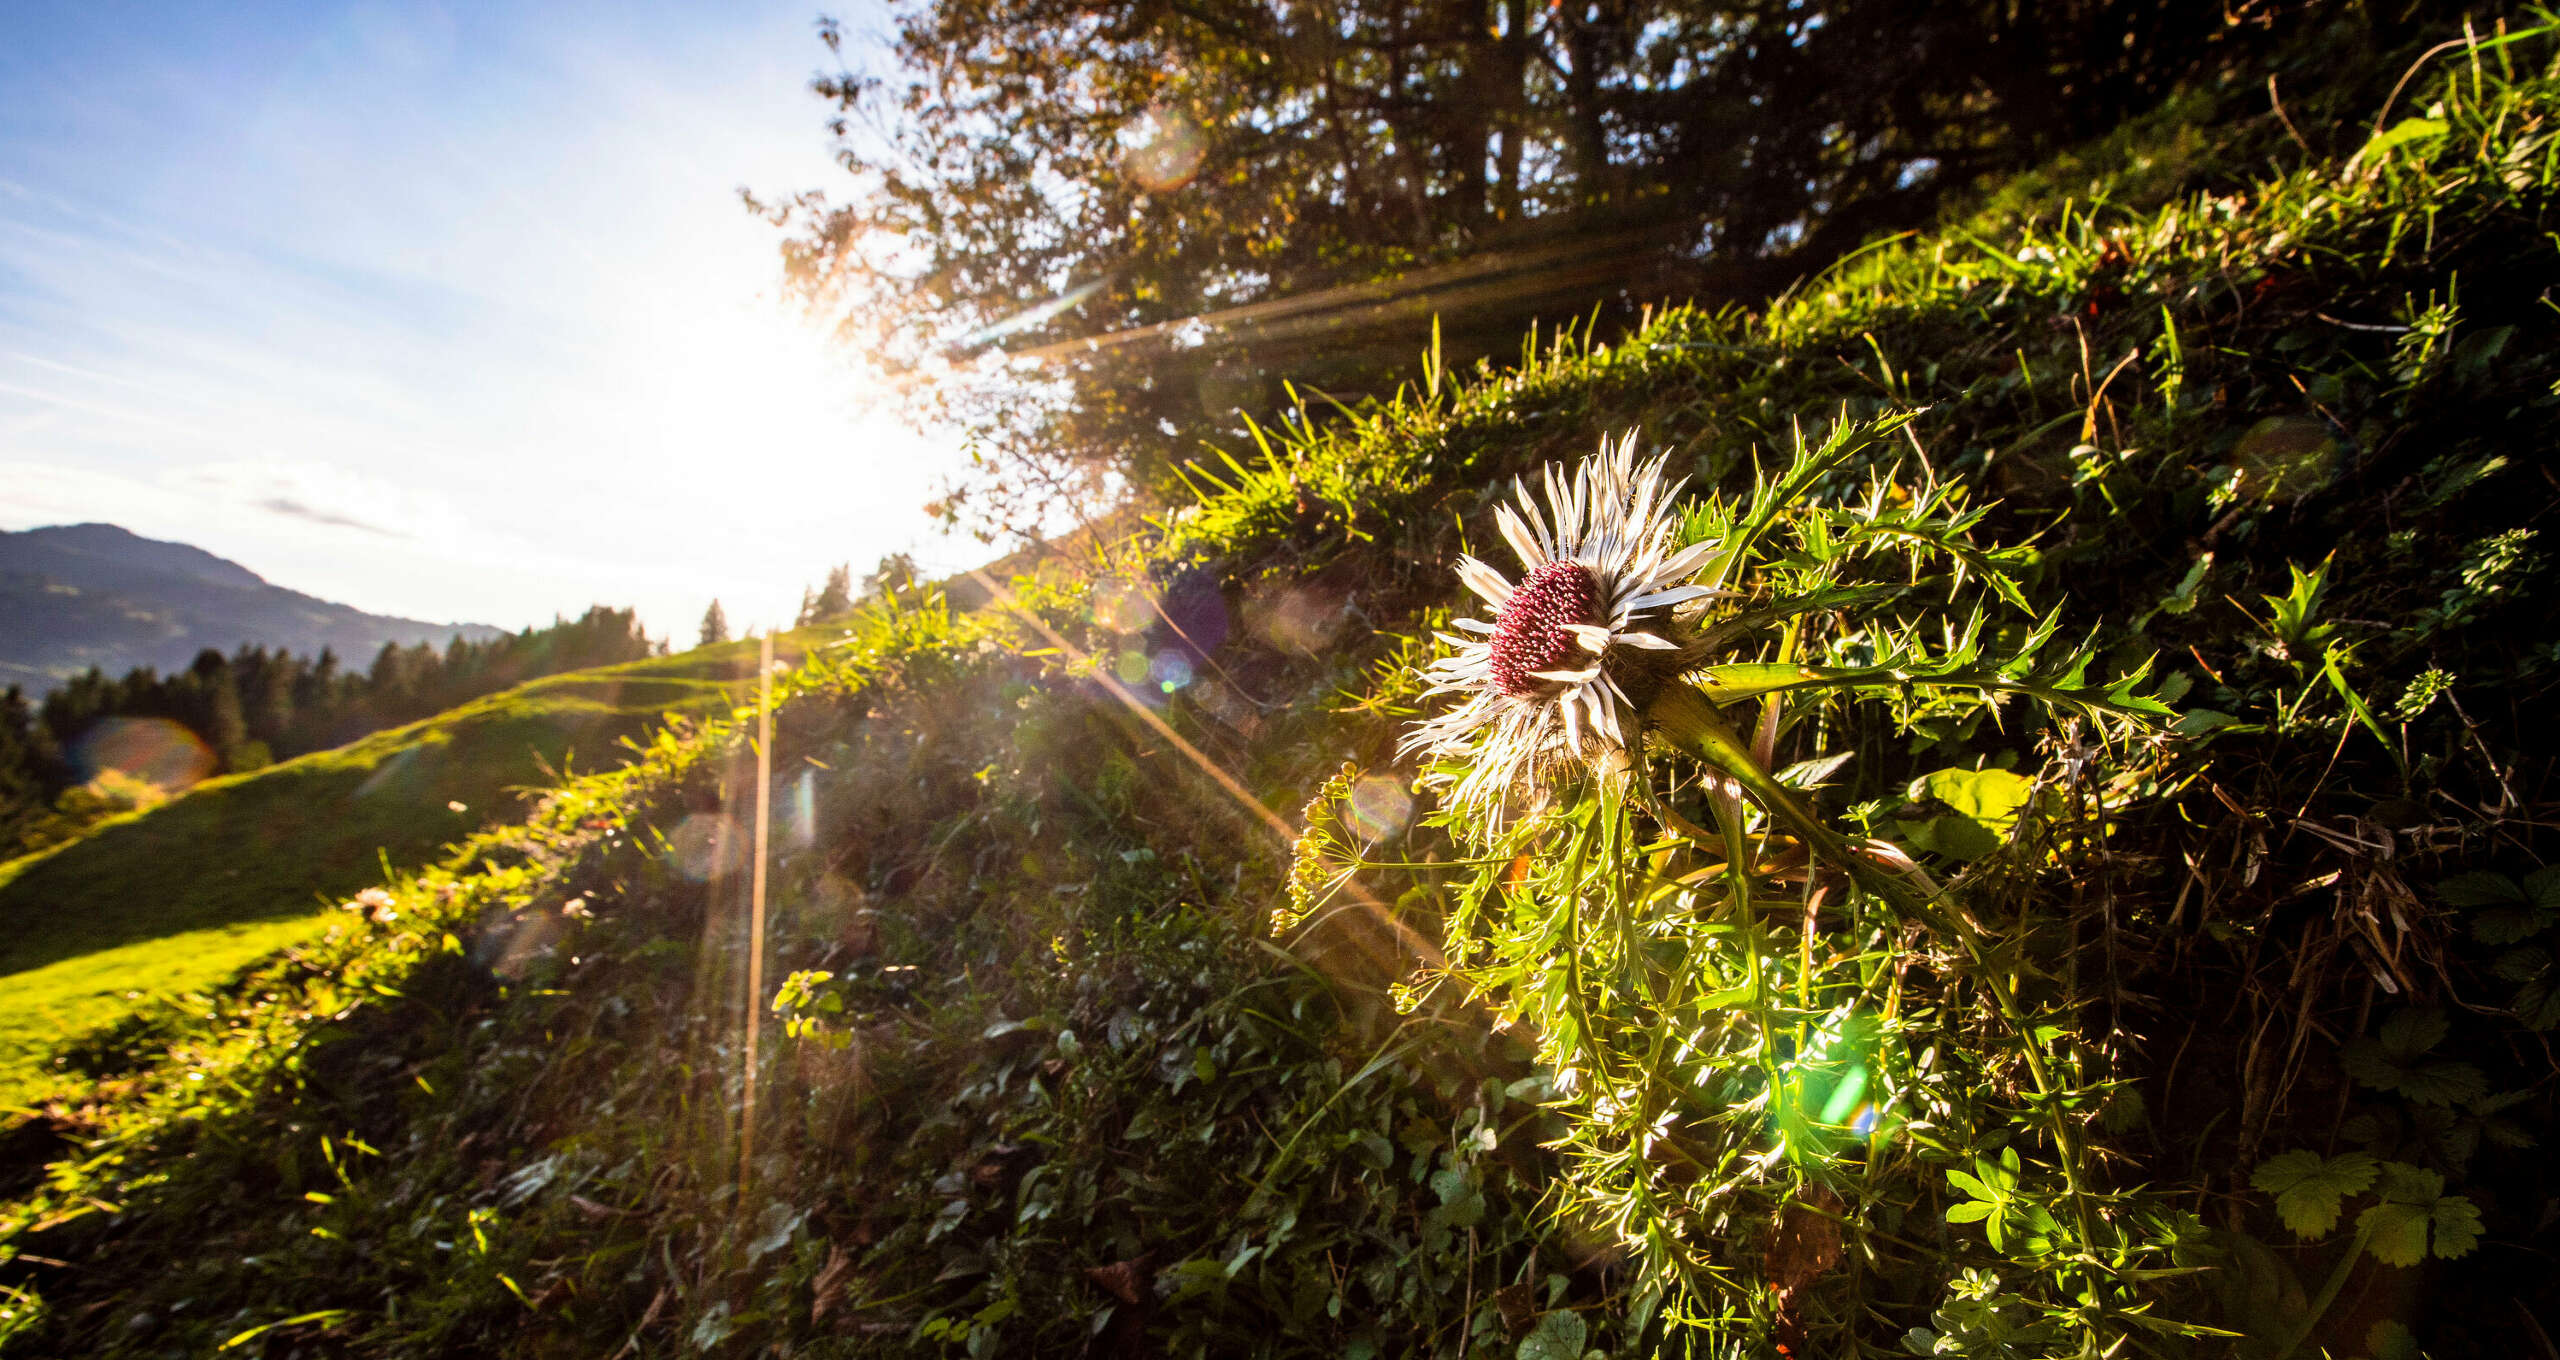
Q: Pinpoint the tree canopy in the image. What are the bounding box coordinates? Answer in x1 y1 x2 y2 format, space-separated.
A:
769 0 2259 535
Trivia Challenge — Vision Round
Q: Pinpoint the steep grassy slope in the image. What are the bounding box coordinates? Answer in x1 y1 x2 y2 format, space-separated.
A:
5 15 2559 1357
0 641 802 1107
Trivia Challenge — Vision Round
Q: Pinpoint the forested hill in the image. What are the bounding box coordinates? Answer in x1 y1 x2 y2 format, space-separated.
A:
0 602 660 859
0 523 503 690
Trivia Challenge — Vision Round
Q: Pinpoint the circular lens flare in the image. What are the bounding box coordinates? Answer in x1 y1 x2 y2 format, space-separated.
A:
1094 582 1155 634
1345 773 1414 841
70 717 217 792
1121 107 1206 193
667 813 747 882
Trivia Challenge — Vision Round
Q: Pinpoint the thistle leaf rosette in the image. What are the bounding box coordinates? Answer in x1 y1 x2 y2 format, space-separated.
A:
1401 432 1720 832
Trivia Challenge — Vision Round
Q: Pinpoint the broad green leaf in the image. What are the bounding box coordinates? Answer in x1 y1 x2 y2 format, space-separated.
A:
2171 708 2244 736
2357 1200 2432 1267
2524 865 2560 912
2377 1008 2448 1055
2517 979 2560 1031
2356 1165 2476 1266
2374 1160 2439 1201
2394 1060 2487 1105
2250 1149 2376 1239
2492 945 2550 983
1907 813 1999 861
1903 768 2036 861
2474 908 2548 946
2343 1010 2485 1104
2436 871 2524 908
1921 767 2035 826
1516 1308 1587 1360
2429 1196 2483 1259
2367 1320 2422 1360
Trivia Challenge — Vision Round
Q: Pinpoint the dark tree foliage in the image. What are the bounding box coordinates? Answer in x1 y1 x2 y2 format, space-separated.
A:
699 598 732 648
0 687 65 849
766 0 2267 535
0 606 656 858
862 551 919 600
798 564 858 625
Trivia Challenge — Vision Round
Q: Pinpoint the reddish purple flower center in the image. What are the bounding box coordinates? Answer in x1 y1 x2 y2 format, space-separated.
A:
1489 561 1601 697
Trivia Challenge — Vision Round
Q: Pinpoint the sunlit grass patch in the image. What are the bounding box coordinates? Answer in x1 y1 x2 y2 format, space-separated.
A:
0 916 332 1110
0 647 772 1104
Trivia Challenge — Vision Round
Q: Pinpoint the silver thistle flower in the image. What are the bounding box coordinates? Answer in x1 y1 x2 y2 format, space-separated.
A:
1404 431 1720 829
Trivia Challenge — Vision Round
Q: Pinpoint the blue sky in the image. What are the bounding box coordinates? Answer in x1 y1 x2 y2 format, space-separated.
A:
0 0 969 638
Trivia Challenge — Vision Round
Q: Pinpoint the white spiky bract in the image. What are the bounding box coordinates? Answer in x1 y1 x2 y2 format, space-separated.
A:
1403 431 1720 830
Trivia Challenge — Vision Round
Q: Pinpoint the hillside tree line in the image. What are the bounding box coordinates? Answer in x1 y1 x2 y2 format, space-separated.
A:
0 605 657 857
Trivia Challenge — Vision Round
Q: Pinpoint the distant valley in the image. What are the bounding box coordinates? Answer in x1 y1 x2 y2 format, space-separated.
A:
0 523 504 691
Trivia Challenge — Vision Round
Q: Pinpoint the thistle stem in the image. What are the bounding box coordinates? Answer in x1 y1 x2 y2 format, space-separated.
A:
1642 679 2110 1310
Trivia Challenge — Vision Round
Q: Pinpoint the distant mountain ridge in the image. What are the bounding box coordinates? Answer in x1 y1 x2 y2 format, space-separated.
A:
0 523 505 691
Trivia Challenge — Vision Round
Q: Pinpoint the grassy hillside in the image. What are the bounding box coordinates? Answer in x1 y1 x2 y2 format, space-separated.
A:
5 13 2558 1357
0 641 807 1108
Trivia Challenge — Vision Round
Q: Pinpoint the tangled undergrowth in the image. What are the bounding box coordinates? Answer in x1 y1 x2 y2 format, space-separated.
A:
4 11 2559 1358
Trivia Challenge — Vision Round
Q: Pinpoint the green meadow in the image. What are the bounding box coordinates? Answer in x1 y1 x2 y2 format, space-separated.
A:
0 642 796 1107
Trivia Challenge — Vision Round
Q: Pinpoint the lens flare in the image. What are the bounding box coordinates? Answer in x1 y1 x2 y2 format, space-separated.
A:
789 769 817 850
1093 582 1156 634
1816 1064 1870 1128
1254 586 1342 655
1154 572 1230 657
1150 650 1195 693
1121 107 1205 193
70 716 216 792
667 813 747 882
1187 678 1259 733
1772 1011 1897 1159
2232 415 2339 503
1345 773 1414 841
